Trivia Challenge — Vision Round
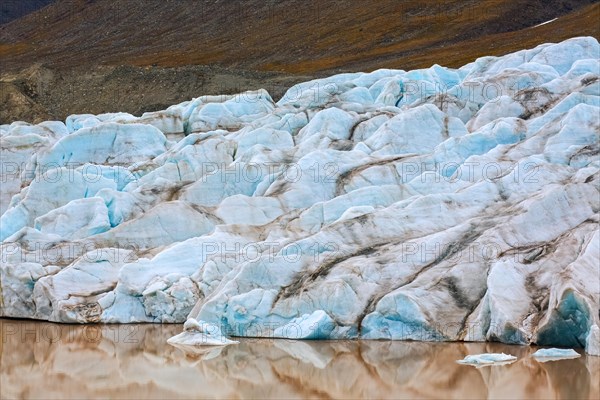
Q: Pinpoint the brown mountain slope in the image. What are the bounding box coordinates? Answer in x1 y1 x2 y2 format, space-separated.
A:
1 0 599 74
0 64 313 124
0 0 599 124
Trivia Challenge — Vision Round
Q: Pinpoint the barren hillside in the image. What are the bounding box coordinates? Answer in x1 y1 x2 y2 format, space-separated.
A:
1 0 598 123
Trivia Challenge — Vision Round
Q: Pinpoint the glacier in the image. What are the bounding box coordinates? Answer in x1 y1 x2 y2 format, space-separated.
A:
0 37 599 355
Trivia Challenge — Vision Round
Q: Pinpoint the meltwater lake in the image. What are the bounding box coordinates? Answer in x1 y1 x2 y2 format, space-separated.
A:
1 320 597 399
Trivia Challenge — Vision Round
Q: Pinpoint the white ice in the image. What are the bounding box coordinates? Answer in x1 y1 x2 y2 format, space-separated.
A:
457 353 518 366
531 348 581 361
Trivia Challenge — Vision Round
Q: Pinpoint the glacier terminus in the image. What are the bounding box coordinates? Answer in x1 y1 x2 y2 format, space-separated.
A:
0 37 599 356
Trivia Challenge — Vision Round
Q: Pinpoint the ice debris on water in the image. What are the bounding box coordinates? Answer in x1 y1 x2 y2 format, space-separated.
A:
457 353 518 366
531 348 581 361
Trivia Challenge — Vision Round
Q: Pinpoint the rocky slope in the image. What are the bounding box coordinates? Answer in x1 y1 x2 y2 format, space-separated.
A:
0 64 314 124
1 0 598 124
1 0 598 73
0 37 599 355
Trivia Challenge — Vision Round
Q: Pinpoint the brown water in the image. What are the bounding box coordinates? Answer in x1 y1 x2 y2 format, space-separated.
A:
1 320 598 399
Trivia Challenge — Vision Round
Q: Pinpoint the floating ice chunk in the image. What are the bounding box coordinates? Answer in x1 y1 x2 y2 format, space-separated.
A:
168 318 238 346
456 353 517 366
532 348 581 361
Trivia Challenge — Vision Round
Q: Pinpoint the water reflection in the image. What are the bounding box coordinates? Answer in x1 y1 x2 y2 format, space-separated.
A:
1 320 598 399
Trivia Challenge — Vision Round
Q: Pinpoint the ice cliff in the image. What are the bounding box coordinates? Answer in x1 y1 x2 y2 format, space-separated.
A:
0 37 598 355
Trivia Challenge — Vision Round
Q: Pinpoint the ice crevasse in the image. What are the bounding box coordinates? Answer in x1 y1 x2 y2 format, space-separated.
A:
0 37 599 355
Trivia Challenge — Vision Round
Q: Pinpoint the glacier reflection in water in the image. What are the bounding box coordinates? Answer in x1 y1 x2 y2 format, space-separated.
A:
1 320 598 399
